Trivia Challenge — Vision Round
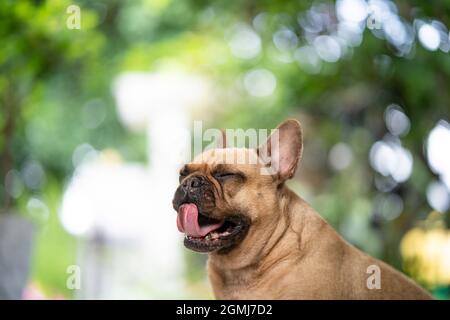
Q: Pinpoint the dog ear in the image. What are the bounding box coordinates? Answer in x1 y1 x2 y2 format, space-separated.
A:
257 119 303 181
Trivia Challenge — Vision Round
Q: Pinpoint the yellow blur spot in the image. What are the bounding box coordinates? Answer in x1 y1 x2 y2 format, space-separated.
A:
401 212 450 286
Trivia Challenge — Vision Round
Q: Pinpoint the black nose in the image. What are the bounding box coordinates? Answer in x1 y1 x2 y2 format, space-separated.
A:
183 175 206 189
173 175 210 211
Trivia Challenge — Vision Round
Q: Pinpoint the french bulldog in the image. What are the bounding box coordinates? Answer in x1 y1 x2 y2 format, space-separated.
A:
172 119 431 299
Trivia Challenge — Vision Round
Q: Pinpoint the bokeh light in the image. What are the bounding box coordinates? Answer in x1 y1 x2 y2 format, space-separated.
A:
244 68 277 97
418 23 441 51
369 138 413 183
427 121 450 189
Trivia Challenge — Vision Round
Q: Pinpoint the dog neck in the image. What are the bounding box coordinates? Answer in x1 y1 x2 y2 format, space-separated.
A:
207 185 311 295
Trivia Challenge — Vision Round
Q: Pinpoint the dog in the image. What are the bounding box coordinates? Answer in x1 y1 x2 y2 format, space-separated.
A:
172 119 432 299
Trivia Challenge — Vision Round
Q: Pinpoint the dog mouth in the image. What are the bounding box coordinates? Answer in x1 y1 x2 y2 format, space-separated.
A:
176 203 249 253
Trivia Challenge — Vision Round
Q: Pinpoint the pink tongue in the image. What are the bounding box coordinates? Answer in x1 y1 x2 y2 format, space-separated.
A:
177 203 224 237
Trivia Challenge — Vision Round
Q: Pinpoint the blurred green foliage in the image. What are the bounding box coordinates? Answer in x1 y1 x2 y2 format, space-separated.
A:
1 0 449 298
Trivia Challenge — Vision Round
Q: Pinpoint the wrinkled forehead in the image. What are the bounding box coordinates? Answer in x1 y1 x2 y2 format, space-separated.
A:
188 148 262 171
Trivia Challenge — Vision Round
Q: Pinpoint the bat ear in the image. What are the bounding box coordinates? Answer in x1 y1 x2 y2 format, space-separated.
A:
257 119 303 181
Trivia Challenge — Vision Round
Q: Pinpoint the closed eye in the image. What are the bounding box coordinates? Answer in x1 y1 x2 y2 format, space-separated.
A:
213 172 243 180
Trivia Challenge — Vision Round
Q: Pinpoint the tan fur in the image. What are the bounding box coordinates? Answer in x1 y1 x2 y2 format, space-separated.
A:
184 128 431 300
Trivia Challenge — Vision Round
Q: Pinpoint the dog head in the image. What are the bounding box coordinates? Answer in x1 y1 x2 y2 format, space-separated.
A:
172 119 303 253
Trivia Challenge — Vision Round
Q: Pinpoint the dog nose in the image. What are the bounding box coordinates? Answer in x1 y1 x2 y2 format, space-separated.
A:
183 175 206 190
190 178 201 188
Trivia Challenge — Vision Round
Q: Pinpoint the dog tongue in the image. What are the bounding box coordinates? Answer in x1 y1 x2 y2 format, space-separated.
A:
177 203 224 237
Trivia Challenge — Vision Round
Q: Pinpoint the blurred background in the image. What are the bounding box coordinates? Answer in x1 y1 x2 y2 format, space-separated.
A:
1 0 450 300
